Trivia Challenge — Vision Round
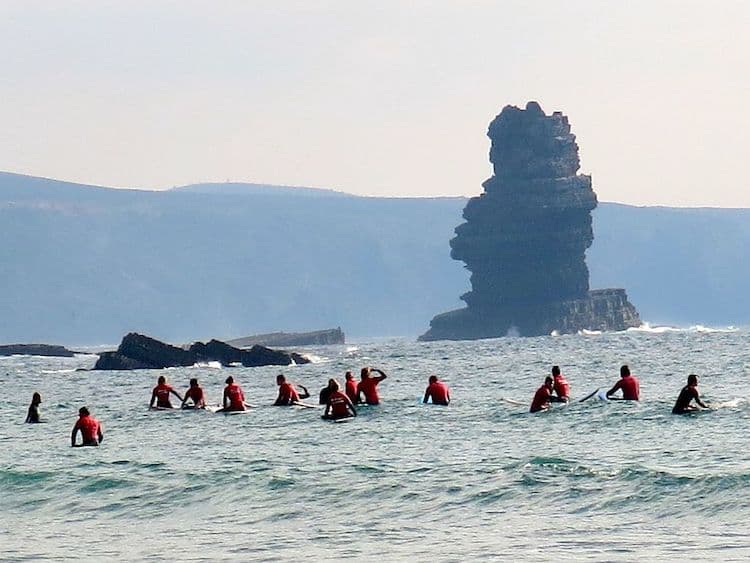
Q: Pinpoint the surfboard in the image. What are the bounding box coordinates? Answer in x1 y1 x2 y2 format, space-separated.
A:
596 390 610 402
578 388 600 402
501 397 526 407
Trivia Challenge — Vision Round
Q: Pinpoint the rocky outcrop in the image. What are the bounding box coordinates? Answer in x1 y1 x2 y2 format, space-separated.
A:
93 332 310 370
0 343 78 357
420 102 640 340
227 327 345 347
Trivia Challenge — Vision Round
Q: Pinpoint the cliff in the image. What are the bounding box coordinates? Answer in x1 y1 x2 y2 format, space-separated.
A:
227 328 345 347
420 102 640 340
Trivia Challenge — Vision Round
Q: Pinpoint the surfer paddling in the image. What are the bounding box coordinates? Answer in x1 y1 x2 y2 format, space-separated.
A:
358 367 387 405
217 376 249 412
606 365 640 401
322 379 356 420
181 378 206 409
423 375 451 405
672 374 709 414
71 406 103 447
273 374 310 406
150 375 183 409
25 392 42 423
530 376 554 413
550 365 570 403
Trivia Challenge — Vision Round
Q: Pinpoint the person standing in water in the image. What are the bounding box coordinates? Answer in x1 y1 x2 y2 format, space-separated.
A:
550 365 570 403
71 407 104 447
357 367 387 405
150 375 183 409
322 379 357 420
530 376 554 413
344 371 358 404
25 392 42 423
672 374 710 414
606 365 640 401
181 378 206 409
423 375 451 405
273 374 310 406
218 376 248 412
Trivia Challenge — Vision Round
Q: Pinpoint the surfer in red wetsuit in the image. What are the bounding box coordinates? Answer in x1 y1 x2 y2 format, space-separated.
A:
345 371 358 404
530 376 554 413
357 367 387 405
423 375 451 405
150 375 183 409
550 365 570 403
323 379 357 420
273 373 310 406
218 376 248 412
181 378 206 409
672 374 709 414
71 406 103 447
606 365 640 400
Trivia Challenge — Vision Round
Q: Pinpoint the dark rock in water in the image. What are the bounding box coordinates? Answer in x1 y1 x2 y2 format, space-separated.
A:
420 102 640 341
0 344 77 357
227 328 345 347
93 332 310 370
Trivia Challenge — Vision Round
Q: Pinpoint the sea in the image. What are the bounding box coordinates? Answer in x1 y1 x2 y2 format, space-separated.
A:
2 325 750 562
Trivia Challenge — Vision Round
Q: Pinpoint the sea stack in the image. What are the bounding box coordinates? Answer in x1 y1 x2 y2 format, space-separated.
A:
419 101 640 340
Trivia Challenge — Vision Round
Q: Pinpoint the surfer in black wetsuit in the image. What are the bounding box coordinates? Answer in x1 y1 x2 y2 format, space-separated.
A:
25 392 42 423
319 379 337 405
672 374 709 414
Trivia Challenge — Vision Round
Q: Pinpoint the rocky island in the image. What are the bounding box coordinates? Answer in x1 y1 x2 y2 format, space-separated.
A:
420 102 640 340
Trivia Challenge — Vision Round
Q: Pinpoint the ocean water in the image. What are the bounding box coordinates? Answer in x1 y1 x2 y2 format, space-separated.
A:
2 327 750 561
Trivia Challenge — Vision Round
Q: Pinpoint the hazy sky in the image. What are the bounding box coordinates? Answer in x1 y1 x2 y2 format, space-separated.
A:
1 1 748 206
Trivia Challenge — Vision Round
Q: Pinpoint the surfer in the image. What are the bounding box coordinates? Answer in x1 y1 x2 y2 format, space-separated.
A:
319 379 337 405
25 392 42 423
605 365 640 400
149 375 183 409
530 376 554 413
181 378 206 409
672 374 709 414
322 379 357 420
423 375 451 405
550 365 570 402
217 376 248 412
358 367 388 405
71 406 103 447
345 371 358 404
273 374 310 406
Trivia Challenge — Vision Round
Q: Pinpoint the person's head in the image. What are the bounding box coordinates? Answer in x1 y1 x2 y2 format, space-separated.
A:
158 375 166 385
79 406 90 417
276 374 286 385
189 378 199 387
345 371 353 381
225 376 234 385
620 365 630 378
551 366 560 377
688 374 699 386
329 379 341 392
32 392 42 405
429 375 438 384
544 376 554 388
360 367 370 380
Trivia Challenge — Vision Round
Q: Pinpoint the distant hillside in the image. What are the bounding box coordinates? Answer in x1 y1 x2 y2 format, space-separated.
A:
1 171 748 344
173 182 351 198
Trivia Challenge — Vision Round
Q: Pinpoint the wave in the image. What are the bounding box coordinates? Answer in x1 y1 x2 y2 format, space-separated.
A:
627 322 739 334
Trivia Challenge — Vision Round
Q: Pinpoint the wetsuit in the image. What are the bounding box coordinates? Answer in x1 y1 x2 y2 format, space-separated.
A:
276 382 300 405
424 381 451 405
319 386 334 405
609 375 640 400
325 391 354 420
73 415 103 446
672 384 701 414
530 385 552 413
553 374 571 401
345 379 358 404
358 376 385 405
26 404 40 423
184 386 205 408
153 383 175 408
224 383 246 411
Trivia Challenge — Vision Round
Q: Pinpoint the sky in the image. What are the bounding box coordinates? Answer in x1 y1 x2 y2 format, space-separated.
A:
1 1 748 207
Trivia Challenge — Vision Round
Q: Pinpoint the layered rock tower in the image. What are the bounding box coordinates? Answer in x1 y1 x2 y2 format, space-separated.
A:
419 101 640 340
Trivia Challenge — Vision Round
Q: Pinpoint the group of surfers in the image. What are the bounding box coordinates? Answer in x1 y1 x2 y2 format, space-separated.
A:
530 364 709 414
26 366 452 446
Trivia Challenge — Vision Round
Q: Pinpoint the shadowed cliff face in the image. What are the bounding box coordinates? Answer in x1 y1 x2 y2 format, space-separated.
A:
421 102 639 340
